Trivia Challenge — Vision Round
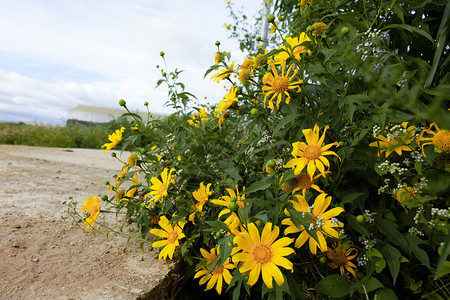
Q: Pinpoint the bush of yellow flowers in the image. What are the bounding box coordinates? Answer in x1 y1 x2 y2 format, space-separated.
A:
73 1 449 299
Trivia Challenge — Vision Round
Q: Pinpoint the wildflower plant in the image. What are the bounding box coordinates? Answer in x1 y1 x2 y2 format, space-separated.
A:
69 0 450 299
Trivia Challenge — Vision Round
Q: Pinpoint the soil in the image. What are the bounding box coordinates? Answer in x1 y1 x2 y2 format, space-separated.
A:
0 145 172 300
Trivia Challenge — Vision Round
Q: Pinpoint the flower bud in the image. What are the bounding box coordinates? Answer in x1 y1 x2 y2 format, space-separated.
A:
101 195 108 201
341 27 350 35
306 25 314 32
111 152 116 158
250 108 260 118
215 41 221 46
160 51 165 57
119 99 126 107
267 14 275 23
144 101 148 106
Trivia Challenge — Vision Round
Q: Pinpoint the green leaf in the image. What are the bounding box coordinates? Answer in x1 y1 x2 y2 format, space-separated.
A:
435 230 450 279
347 214 371 237
375 218 410 256
241 181 271 195
339 94 370 122
386 24 434 44
375 288 399 300
357 277 384 294
405 234 430 267
287 207 319 244
340 192 365 205
381 244 401 285
273 114 297 136
315 275 350 298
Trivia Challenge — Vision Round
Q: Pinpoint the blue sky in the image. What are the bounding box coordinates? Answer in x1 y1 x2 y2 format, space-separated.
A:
0 0 262 124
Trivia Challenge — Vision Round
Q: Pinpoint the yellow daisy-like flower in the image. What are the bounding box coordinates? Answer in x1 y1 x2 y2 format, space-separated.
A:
80 195 101 230
127 153 138 167
145 168 176 202
218 111 229 129
394 186 418 204
239 68 252 83
284 124 340 177
417 123 450 157
274 33 312 63
326 242 358 277
312 22 327 37
369 122 416 157
211 185 245 233
187 108 208 128
253 50 268 67
194 247 235 295
211 61 235 83
233 222 295 288
125 175 139 198
292 172 325 196
215 86 238 116
150 216 186 260
282 193 344 254
102 127 125 153
189 182 212 221
262 60 303 110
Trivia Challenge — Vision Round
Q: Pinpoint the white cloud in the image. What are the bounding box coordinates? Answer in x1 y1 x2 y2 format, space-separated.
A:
0 0 262 124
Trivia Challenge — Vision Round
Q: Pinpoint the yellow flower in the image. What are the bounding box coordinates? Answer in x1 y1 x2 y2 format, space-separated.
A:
292 172 325 196
211 61 235 83
187 108 208 128
369 122 416 157
215 86 238 116
125 175 139 198
211 185 245 233
253 50 268 67
326 242 358 277
225 23 232 29
233 222 295 288
284 124 340 177
194 247 235 295
394 186 418 204
417 123 450 157
312 22 327 37
80 195 101 230
282 193 344 254
239 68 252 83
102 127 125 153
262 60 303 110
300 0 311 5
145 168 175 202
270 22 278 35
127 153 138 166
150 216 186 260
274 33 312 63
189 182 212 221
218 111 229 128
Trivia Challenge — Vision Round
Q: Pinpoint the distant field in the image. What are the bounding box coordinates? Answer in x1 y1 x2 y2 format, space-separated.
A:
0 121 125 149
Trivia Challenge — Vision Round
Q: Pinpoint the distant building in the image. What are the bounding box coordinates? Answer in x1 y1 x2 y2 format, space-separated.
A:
67 105 166 125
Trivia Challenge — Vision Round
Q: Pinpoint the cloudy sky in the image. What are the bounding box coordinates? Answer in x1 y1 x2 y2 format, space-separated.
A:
0 0 263 124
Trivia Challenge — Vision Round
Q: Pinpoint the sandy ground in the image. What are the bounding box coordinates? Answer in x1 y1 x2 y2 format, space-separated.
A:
0 145 172 300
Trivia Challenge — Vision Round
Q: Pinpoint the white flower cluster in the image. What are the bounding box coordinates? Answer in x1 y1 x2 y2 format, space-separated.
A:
257 130 275 147
378 178 391 194
363 210 376 223
357 255 368 267
359 236 377 251
411 150 424 163
408 227 424 236
431 207 450 218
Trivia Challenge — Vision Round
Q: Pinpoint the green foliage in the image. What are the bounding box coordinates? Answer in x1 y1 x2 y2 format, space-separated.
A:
0 120 130 148
75 0 449 298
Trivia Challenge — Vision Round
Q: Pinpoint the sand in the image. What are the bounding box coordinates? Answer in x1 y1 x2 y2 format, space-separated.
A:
0 145 171 300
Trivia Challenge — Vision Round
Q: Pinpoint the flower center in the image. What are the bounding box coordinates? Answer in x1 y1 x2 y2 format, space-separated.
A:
167 230 179 244
293 46 307 56
434 130 450 151
253 244 272 265
271 77 290 94
330 251 348 267
296 173 313 189
158 184 168 196
303 145 322 160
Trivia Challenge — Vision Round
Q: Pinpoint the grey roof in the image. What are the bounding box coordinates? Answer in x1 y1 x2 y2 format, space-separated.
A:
67 104 167 122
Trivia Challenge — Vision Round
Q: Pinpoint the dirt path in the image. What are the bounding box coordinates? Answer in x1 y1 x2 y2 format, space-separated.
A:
0 145 171 300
